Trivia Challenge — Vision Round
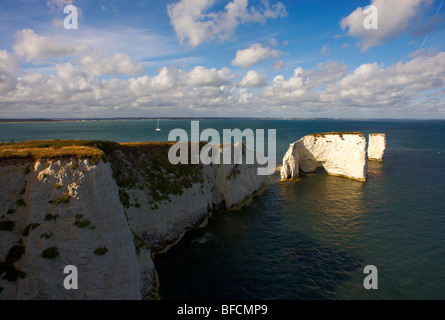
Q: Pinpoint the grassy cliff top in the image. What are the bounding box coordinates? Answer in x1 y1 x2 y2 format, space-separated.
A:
306 132 365 138
0 139 178 162
0 140 105 161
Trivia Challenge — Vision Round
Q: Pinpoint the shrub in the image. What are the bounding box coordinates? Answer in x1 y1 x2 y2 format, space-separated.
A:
93 247 108 255
0 245 27 282
50 194 71 205
74 214 91 228
22 223 40 236
0 221 15 231
23 166 31 175
44 213 59 221
40 233 53 239
16 199 26 207
41 246 59 259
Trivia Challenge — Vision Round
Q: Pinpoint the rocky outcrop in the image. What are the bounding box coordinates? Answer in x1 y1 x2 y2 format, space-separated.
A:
0 141 268 300
368 133 386 161
281 132 368 181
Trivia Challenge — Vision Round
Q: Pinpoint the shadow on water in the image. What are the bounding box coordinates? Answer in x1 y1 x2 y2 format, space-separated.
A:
155 177 366 300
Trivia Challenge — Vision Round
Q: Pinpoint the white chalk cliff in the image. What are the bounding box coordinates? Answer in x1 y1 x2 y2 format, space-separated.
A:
0 143 268 300
281 132 368 181
368 133 386 161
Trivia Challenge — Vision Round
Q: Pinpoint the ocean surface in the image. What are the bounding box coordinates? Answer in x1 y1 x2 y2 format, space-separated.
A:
1 119 445 299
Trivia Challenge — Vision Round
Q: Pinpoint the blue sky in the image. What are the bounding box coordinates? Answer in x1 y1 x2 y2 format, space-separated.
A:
0 0 444 119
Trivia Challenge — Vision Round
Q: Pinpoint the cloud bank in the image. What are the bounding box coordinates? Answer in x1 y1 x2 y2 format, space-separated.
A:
0 29 444 118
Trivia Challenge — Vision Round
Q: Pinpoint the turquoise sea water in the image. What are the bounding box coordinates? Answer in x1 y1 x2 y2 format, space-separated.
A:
1 119 445 299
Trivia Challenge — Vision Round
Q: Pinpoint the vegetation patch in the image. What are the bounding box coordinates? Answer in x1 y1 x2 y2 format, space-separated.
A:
22 223 40 236
16 199 26 207
41 246 59 259
23 166 31 175
0 245 27 282
0 140 106 162
44 213 60 221
74 214 91 228
70 164 78 170
119 189 130 209
49 194 71 205
93 247 108 255
227 165 241 181
0 220 15 231
40 232 53 239
108 142 206 208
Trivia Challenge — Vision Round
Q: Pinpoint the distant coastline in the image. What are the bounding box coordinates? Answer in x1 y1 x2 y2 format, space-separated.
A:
1 117 444 123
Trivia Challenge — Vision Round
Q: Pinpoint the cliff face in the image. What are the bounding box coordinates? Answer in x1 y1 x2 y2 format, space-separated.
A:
0 141 268 300
368 133 386 161
0 159 149 299
107 143 267 253
281 133 368 181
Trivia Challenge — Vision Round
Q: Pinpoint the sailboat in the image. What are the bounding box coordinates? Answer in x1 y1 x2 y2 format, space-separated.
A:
156 119 161 131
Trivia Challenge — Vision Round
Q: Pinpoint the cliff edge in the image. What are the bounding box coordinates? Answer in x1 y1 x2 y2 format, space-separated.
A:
0 140 268 299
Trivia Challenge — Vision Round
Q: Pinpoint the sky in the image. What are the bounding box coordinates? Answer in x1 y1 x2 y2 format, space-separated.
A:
0 0 444 119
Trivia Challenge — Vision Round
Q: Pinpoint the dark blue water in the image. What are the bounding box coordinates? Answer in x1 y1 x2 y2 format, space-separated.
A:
1 119 445 299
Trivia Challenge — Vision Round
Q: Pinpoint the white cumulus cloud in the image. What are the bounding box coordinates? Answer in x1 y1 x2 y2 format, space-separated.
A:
239 70 267 87
232 43 281 68
13 29 74 63
167 0 287 47
341 0 434 52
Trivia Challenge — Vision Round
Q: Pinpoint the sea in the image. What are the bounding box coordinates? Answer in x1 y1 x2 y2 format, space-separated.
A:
1 118 444 300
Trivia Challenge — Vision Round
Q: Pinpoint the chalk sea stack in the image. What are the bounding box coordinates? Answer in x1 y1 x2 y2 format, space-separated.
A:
368 133 386 161
281 132 368 181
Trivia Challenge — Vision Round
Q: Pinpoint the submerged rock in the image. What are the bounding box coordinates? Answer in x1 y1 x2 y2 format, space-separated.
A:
281 132 368 181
